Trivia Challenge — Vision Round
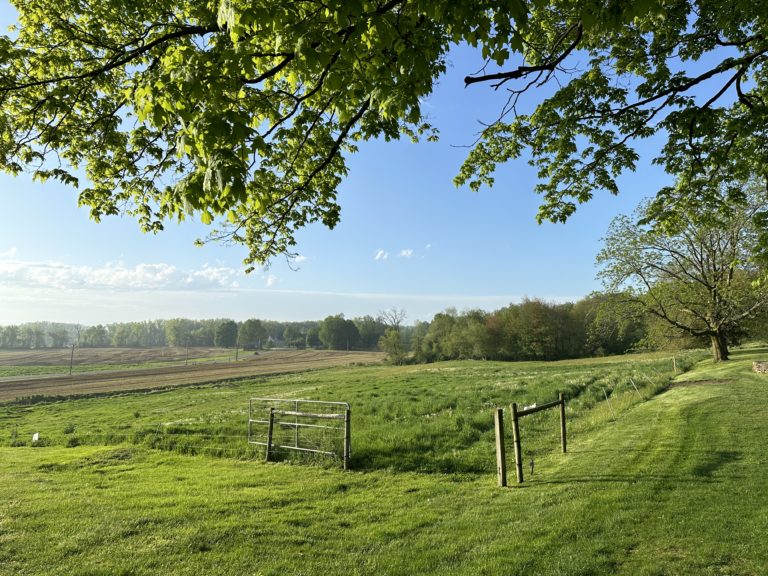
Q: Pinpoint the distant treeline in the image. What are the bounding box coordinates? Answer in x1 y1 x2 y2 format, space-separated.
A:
0 316 389 351
406 296 643 363
4 292 751 360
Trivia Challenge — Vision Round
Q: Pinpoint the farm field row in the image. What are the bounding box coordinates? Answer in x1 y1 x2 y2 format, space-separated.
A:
0 349 384 403
0 346 230 367
2 349 766 574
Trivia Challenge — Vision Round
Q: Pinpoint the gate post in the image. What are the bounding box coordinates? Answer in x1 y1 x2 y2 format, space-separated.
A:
511 402 523 483
265 408 275 462
559 393 567 454
494 408 507 487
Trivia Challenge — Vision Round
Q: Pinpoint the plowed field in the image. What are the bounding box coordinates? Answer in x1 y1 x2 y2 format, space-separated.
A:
0 349 383 402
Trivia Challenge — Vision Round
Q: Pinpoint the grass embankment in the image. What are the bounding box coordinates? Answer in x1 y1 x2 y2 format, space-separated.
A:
1 349 766 575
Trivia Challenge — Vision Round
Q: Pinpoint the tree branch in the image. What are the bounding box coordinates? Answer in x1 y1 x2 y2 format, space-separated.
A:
1 24 220 92
464 22 583 88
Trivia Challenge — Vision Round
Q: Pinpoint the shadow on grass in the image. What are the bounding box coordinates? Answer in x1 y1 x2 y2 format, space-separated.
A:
690 449 741 478
729 346 768 362
535 449 742 486
349 452 489 474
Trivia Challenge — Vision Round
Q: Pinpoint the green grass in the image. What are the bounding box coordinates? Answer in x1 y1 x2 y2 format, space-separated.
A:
0 352 696 470
2 349 767 575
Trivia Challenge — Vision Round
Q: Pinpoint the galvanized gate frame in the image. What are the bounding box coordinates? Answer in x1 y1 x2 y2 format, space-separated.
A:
248 398 351 469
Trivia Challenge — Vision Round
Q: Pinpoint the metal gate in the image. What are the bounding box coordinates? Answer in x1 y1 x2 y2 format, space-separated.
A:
248 398 351 469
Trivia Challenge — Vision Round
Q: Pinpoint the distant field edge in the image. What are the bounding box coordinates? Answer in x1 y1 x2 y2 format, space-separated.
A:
0 349 384 404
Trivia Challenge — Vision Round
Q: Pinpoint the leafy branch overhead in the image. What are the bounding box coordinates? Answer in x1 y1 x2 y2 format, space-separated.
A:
457 0 768 228
2 0 768 266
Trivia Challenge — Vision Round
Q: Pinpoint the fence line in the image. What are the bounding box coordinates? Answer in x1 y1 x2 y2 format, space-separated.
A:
495 393 567 485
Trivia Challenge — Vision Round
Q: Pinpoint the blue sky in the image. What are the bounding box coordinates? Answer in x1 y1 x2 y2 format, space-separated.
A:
0 5 670 326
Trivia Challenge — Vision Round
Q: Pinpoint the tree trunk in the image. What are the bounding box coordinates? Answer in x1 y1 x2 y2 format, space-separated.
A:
710 331 729 362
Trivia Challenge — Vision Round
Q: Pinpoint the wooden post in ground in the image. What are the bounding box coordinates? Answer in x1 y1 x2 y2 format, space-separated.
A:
494 408 507 487
265 408 275 462
511 402 523 483
69 344 75 376
559 393 567 454
343 408 351 471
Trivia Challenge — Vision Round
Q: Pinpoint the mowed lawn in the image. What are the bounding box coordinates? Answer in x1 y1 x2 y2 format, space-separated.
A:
0 350 766 575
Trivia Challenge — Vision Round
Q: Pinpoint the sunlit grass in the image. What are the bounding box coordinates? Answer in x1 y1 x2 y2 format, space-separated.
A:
2 348 766 575
1 352 701 471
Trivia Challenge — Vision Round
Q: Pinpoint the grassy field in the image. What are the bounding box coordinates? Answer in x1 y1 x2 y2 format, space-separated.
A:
1 349 766 575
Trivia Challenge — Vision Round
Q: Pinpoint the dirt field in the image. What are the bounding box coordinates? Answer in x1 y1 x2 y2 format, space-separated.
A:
0 346 230 366
0 349 384 403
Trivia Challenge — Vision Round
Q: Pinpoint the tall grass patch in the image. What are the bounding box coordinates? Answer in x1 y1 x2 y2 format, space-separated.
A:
1 352 699 472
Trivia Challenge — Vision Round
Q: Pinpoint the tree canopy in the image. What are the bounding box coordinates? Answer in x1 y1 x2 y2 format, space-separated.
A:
318 314 359 350
237 318 267 349
458 0 768 229
597 181 768 362
2 1 768 265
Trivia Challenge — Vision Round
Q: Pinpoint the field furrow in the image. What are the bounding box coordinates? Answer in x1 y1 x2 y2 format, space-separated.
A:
0 349 383 402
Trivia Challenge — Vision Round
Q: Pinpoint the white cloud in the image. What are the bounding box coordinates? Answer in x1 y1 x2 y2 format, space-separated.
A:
0 258 242 291
0 247 17 259
398 249 414 258
293 255 308 263
374 249 389 261
425 244 432 250
265 274 279 288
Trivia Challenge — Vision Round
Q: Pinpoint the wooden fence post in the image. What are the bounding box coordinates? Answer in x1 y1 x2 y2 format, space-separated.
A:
69 344 75 376
265 407 275 462
559 393 567 453
494 408 507 487
511 403 523 483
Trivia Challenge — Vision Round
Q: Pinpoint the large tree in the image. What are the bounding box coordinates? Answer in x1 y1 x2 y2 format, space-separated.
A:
597 183 768 362
214 319 238 347
354 315 387 349
237 318 267 349
3 1 768 264
378 328 406 364
282 324 302 348
318 314 359 350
